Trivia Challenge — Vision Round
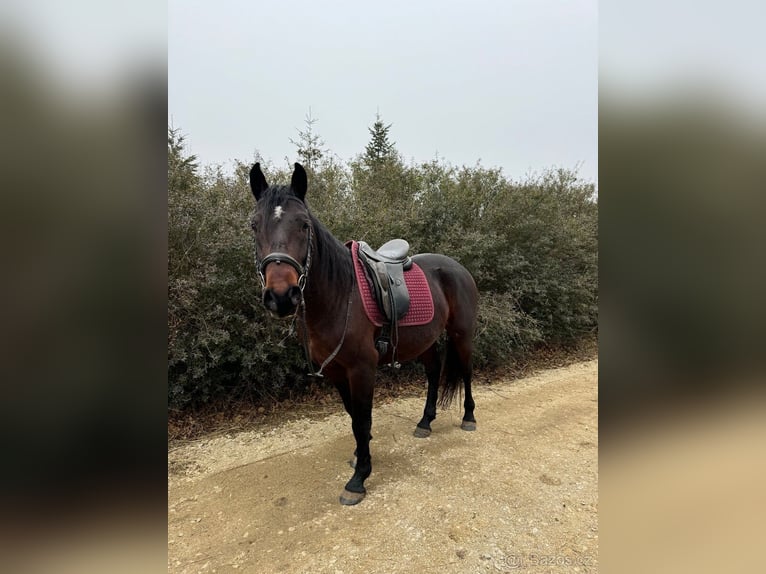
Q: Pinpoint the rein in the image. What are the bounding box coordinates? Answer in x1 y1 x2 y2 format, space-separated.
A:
301 291 352 378
257 224 351 378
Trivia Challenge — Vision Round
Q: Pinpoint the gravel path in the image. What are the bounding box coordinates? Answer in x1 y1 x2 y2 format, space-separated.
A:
168 360 598 573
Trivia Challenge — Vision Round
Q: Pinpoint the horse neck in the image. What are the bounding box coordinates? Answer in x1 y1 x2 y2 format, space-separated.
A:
302 224 354 330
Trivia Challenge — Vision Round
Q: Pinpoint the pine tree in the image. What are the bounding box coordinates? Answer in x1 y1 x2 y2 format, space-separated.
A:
363 112 396 167
168 126 199 193
289 108 326 170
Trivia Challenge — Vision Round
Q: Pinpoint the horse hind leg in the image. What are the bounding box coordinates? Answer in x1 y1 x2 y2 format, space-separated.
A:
414 343 441 438
454 335 477 431
439 328 477 431
460 376 477 430
415 334 476 435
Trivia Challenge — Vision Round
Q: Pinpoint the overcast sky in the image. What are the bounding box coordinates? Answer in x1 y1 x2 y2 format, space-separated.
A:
169 0 597 182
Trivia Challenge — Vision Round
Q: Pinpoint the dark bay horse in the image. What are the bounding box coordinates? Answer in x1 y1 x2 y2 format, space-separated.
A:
249 162 479 505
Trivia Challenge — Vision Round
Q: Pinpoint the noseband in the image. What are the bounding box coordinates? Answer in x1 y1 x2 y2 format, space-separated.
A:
255 225 314 291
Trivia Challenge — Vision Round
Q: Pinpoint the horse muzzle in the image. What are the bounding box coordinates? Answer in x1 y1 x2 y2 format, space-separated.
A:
263 285 302 317
258 251 307 317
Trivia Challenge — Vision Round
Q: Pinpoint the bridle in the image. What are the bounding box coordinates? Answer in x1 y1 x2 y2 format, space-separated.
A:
255 224 314 292
254 222 351 378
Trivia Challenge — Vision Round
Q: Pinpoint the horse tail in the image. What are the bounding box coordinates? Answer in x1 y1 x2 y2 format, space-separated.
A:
438 335 463 408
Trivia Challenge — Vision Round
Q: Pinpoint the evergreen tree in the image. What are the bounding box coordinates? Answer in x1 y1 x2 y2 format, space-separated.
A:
363 112 396 167
168 126 199 193
290 108 326 170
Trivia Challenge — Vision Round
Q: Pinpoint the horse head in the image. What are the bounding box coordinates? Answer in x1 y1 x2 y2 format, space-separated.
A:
249 162 312 317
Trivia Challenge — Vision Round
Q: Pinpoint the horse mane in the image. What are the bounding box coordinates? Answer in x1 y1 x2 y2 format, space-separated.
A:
309 210 355 293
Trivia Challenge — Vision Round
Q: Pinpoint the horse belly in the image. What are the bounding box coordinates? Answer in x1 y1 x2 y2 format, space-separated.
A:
385 301 449 363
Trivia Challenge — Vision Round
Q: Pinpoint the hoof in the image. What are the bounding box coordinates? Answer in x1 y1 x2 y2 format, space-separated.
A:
461 420 477 431
339 489 366 505
413 426 431 438
349 456 356 469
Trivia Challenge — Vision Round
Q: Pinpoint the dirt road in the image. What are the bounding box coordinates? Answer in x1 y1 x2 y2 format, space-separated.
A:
168 360 598 573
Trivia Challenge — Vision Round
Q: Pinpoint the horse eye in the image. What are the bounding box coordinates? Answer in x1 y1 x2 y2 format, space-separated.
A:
302 222 310 231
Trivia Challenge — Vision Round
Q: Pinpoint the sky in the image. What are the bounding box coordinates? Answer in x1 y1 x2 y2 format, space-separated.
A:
169 0 597 182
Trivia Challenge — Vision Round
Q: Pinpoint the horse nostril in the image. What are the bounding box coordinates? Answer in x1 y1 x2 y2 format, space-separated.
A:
288 286 302 306
263 289 278 312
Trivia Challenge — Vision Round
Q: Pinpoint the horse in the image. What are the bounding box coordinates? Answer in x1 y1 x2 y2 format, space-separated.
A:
248 162 479 505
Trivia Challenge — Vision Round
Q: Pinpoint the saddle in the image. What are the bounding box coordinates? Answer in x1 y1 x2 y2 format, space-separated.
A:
357 239 412 323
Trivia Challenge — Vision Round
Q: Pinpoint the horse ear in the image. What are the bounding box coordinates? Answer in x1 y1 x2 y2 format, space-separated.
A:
290 162 307 202
249 163 269 200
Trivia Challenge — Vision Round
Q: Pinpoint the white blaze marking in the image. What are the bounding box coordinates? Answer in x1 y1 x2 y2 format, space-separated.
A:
273 205 284 221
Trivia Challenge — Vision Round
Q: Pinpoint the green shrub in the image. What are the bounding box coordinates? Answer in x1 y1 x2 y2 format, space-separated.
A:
473 293 543 369
167 126 597 410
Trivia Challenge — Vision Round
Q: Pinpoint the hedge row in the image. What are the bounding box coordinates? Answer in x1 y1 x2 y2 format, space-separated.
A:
168 129 597 409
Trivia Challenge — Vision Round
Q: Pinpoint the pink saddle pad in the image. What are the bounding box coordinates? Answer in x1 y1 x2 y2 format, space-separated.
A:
348 241 434 327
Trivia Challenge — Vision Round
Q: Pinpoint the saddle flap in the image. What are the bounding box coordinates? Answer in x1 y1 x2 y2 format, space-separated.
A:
385 262 410 319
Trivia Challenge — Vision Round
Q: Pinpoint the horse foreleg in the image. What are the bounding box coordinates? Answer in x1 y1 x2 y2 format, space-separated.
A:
335 379 352 417
334 379 373 469
339 365 375 505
